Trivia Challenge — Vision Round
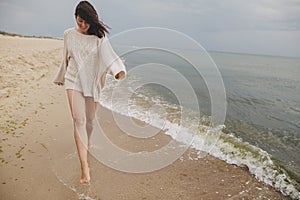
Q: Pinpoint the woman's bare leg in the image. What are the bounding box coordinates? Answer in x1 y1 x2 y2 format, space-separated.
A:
85 97 98 149
66 89 90 185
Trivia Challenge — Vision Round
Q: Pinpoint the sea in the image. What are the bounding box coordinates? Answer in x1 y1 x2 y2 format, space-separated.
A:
99 46 300 199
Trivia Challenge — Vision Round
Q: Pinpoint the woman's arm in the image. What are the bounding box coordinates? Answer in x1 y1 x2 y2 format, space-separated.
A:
100 36 126 81
53 30 69 85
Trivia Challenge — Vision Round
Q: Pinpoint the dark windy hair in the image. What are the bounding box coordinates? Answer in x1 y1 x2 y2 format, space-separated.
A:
75 1 110 38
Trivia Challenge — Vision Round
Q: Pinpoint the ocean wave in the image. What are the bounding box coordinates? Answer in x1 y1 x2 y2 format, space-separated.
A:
100 75 300 199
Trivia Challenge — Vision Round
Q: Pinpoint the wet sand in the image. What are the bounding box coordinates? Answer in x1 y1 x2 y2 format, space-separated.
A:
0 34 290 199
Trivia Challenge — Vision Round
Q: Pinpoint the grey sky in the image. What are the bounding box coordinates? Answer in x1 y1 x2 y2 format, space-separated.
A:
0 0 299 57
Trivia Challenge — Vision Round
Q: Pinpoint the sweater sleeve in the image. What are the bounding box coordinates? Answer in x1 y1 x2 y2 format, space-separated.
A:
53 30 69 84
100 36 127 81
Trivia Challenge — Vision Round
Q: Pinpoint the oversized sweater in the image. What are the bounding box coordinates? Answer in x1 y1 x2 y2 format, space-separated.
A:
53 27 127 101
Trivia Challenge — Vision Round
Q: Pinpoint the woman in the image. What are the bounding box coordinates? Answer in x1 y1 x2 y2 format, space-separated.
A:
53 1 126 185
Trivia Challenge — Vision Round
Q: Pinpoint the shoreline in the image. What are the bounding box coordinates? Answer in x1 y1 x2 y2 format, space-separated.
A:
0 31 61 40
0 34 293 199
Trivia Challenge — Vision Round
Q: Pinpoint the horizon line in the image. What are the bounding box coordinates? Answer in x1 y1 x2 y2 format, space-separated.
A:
1 30 299 59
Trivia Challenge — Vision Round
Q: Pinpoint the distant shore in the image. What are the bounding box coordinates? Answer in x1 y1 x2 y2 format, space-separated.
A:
0 30 60 40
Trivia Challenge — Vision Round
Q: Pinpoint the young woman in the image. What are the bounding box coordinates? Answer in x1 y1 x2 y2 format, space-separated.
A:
53 1 126 185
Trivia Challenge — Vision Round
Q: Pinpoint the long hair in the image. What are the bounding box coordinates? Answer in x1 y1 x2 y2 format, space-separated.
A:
75 1 110 38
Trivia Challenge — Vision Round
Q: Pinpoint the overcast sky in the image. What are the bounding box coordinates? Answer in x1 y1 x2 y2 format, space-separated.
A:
0 0 299 57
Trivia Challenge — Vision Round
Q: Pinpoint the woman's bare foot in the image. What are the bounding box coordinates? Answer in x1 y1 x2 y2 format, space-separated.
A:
80 167 90 185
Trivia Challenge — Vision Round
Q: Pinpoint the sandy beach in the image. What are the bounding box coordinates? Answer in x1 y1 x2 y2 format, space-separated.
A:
0 34 290 199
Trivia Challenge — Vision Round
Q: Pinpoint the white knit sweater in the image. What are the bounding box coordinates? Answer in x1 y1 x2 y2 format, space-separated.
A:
53 27 127 101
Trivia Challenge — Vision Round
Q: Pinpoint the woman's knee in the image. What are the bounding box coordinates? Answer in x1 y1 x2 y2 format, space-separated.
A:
86 116 95 128
72 116 86 127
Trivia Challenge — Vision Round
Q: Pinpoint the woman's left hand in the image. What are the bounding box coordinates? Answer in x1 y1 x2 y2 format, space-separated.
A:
115 71 125 80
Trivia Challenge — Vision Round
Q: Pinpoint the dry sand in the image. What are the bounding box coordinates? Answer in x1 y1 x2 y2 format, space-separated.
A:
0 34 290 199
